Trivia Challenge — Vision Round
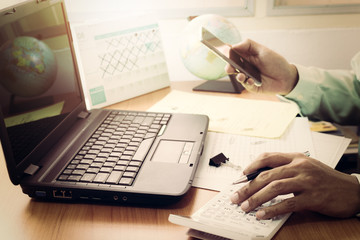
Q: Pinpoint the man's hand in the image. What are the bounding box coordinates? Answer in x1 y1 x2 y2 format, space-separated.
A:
226 39 299 95
230 152 360 219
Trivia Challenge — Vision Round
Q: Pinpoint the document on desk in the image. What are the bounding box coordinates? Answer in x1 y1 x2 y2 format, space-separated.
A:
312 131 351 169
148 90 299 138
71 15 170 109
192 117 351 191
192 117 317 191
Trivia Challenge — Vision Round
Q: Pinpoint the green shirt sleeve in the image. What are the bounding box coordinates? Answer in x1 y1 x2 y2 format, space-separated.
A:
285 52 360 125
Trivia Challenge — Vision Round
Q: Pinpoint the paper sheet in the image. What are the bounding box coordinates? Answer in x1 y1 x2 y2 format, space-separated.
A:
192 118 317 191
193 118 351 191
312 131 351 169
148 90 299 138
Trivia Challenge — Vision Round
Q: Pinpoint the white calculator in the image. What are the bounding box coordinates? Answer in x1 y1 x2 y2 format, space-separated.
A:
169 185 292 240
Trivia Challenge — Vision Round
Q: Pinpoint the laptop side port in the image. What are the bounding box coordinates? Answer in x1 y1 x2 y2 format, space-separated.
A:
35 191 47 197
53 190 72 199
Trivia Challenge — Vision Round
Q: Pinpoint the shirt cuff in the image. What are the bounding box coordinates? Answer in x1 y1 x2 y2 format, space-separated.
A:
284 64 323 115
351 173 360 184
351 174 360 218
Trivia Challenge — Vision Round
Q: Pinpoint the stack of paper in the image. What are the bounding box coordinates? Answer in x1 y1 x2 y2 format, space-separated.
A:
148 90 299 138
192 118 351 191
148 90 351 191
312 131 351 169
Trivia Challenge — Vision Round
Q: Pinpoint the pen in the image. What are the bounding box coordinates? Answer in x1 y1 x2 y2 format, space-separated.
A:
232 167 272 185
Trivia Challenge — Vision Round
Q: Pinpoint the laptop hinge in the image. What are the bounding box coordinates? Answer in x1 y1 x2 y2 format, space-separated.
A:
77 111 90 119
24 164 40 176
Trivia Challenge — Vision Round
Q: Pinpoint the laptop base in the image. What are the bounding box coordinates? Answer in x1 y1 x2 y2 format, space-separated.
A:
22 185 187 206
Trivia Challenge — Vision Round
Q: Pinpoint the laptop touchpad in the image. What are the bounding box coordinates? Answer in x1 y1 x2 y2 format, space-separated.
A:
151 140 193 164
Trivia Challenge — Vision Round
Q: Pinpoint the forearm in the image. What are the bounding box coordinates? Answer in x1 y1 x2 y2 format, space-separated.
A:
285 64 360 125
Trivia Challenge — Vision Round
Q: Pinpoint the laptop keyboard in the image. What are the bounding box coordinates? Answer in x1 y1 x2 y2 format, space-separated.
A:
57 110 171 186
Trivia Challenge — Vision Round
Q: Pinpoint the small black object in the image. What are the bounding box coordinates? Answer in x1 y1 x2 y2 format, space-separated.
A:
193 75 245 94
209 153 229 167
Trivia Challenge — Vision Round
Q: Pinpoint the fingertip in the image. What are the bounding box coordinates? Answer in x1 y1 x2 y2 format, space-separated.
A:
236 73 246 83
230 191 240 203
246 78 254 85
240 200 250 211
256 209 266 219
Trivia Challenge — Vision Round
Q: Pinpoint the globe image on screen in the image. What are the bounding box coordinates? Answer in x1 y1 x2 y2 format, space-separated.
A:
0 36 57 97
180 14 242 80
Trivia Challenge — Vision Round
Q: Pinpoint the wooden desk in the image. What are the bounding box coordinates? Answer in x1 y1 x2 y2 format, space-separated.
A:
1 81 359 240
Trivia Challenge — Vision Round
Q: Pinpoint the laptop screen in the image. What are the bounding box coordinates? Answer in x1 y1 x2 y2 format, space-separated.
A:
0 1 82 166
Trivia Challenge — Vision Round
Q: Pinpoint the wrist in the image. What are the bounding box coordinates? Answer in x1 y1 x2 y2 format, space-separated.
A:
351 174 360 217
288 64 299 93
280 64 299 96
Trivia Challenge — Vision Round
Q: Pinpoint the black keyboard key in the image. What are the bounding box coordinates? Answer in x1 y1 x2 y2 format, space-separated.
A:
76 164 89 170
123 150 135 156
142 116 154 126
119 177 133 186
98 152 110 158
84 154 96 160
113 115 125 122
63 169 73 175
129 161 141 167
109 152 122 158
87 167 100 174
117 160 129 165
91 145 103 150
58 174 69 181
100 167 113 173
114 165 126 171
94 157 106 163
91 162 103 168
100 148 112 153
103 162 116 168
133 116 145 124
126 166 139 172
93 173 109 183
68 175 81 181
132 137 155 161
81 173 96 182
123 172 136 178
120 155 131 161
106 171 123 184
67 164 76 169
107 157 119 162
72 169 86 175
71 160 80 165
80 159 93 165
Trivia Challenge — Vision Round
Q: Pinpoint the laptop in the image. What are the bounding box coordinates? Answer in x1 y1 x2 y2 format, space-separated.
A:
0 0 208 205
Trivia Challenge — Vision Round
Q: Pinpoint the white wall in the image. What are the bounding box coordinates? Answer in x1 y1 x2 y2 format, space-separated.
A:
2 0 360 82
158 1 360 81
160 24 360 81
